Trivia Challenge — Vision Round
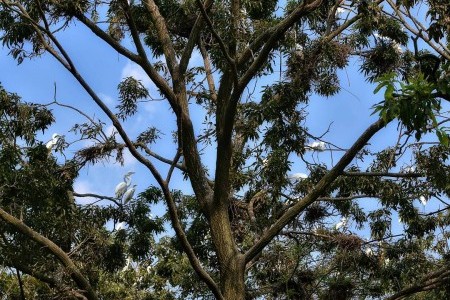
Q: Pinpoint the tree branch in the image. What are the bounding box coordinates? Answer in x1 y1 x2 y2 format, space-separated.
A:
195 0 238 81
159 184 224 300
244 118 388 264
318 194 378 201
0 208 98 300
342 171 423 178
136 142 186 172
72 192 122 206
179 0 213 74
144 0 179 79
199 39 218 102
386 266 450 300
73 12 178 105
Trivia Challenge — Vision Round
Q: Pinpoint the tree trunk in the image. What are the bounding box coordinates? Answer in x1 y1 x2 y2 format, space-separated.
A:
221 254 245 300
209 207 246 299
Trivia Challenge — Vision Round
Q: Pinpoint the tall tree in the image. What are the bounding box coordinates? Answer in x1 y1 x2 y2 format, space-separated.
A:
1 0 450 299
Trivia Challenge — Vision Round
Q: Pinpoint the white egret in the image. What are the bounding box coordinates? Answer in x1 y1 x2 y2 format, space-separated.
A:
307 141 326 151
115 171 134 199
115 222 126 231
335 7 347 16
123 184 137 204
335 216 348 230
393 42 403 53
289 172 308 181
294 43 304 59
365 247 374 256
46 133 60 152
122 257 132 272
404 166 416 173
419 195 428 206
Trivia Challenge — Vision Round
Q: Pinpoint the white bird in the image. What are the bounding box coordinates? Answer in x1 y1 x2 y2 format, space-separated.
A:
393 42 403 53
294 43 304 58
289 173 308 181
419 195 428 206
122 257 132 272
115 222 126 231
312 224 319 234
335 216 348 230
404 166 416 173
262 158 269 169
365 247 374 256
115 171 134 199
335 7 348 16
307 141 326 151
46 133 60 152
123 184 137 204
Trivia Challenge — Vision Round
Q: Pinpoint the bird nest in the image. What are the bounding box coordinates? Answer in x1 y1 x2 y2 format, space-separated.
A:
332 234 363 251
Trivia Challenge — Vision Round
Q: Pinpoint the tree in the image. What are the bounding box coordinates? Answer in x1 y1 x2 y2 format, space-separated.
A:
1 0 450 299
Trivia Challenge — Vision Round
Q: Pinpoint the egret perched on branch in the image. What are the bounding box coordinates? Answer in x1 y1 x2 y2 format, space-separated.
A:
115 171 134 199
123 184 137 204
335 216 348 230
288 172 308 181
404 166 416 173
307 141 326 151
46 133 60 153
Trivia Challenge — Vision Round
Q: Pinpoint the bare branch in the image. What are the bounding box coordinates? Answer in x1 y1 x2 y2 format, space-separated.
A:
199 39 218 102
137 142 186 172
318 194 378 201
73 192 122 207
166 150 182 183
